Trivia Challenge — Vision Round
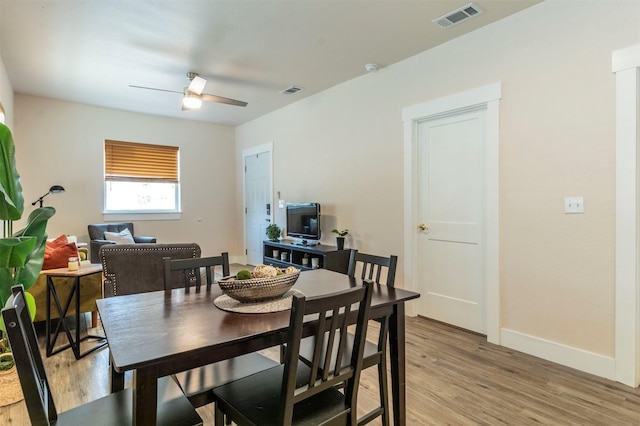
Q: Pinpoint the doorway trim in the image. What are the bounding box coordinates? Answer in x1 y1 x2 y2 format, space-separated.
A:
242 142 273 265
613 44 640 387
402 82 501 343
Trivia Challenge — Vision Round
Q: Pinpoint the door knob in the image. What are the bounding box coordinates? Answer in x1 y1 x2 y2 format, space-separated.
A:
418 223 429 231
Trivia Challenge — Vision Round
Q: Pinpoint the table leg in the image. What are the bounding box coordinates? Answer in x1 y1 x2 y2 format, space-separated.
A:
74 276 81 359
46 272 107 360
75 274 107 359
133 367 158 426
389 302 406 426
46 276 52 355
109 357 125 392
46 276 77 357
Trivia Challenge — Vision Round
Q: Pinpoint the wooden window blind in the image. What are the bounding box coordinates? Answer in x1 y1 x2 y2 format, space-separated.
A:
105 140 178 183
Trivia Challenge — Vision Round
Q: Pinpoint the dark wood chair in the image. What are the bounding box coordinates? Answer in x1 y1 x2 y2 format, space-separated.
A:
212 280 373 426
163 253 230 292
1 285 202 426
163 254 279 409
298 249 398 425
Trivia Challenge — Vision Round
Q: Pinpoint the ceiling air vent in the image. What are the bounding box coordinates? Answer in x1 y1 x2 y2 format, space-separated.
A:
432 3 483 29
280 86 304 95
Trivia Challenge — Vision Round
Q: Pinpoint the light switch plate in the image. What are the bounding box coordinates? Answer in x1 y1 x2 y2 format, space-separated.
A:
278 199 285 208
564 196 584 214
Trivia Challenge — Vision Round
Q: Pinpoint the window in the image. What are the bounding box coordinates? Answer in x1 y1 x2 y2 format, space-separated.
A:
104 140 180 213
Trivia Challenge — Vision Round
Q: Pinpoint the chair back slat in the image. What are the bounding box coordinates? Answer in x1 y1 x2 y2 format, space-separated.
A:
347 249 398 287
279 280 373 425
2 285 58 426
163 253 230 292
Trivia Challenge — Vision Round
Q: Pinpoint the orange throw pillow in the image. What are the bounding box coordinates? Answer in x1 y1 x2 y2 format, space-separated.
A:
43 235 79 270
47 234 69 248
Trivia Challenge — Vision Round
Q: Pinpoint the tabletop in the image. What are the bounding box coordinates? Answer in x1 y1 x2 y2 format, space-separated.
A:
42 263 102 277
97 268 419 374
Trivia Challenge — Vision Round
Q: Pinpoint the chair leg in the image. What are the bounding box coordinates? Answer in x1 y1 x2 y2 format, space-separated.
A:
92 311 98 328
215 404 225 426
376 352 390 426
279 343 287 363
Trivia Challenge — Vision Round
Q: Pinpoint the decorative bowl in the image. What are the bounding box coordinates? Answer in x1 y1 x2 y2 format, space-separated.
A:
219 271 300 303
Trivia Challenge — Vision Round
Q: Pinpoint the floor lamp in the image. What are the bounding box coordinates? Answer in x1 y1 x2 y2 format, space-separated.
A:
31 185 65 207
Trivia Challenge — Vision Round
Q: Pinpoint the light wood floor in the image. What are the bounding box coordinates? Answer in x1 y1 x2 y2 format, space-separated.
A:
2 312 640 424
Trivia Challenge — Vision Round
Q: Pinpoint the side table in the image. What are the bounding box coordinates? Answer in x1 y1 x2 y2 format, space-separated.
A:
45 263 107 359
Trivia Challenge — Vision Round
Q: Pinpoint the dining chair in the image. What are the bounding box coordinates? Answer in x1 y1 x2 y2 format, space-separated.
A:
212 279 373 426
1 285 203 426
298 249 398 426
163 254 280 409
163 252 230 291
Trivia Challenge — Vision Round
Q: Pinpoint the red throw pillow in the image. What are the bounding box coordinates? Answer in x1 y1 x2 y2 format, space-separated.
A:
43 236 79 270
47 234 69 248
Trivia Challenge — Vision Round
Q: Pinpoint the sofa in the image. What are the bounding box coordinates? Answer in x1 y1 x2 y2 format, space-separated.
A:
88 222 157 263
100 243 201 297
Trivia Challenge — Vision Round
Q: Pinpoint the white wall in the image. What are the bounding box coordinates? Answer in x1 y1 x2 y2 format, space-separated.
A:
0 3 13 128
14 95 239 258
0 56 13 128
235 0 640 371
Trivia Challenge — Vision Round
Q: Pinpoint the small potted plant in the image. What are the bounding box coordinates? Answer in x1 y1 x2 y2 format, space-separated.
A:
302 252 309 266
265 223 281 242
331 229 349 250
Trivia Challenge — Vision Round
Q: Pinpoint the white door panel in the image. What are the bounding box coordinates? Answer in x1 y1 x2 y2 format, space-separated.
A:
425 241 481 301
417 108 486 333
427 221 479 244
244 151 271 266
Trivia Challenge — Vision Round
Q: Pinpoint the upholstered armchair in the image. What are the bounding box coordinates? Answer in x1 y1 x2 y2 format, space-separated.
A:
100 243 201 297
88 222 156 263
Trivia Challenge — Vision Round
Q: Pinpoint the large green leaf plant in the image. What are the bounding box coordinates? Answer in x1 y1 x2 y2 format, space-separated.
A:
0 123 54 321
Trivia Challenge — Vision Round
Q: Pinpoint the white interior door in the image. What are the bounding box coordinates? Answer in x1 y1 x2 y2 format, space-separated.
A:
244 150 271 266
417 107 486 333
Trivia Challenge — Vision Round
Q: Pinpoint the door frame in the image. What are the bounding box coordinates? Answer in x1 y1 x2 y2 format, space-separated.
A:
613 44 640 387
402 83 501 343
242 142 273 265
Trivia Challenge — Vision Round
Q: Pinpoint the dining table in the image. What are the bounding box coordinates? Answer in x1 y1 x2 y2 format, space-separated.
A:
96 268 420 425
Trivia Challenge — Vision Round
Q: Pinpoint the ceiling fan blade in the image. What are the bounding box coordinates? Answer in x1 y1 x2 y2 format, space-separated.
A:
129 85 182 95
187 75 207 95
201 93 248 107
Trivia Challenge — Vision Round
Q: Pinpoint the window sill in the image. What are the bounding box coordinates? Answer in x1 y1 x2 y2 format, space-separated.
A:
102 212 181 221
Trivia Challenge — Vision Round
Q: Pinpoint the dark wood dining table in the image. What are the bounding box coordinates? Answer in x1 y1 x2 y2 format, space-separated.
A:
96 268 420 425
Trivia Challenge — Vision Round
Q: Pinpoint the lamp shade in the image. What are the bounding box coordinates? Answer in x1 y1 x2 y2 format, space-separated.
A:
31 185 65 207
182 92 202 109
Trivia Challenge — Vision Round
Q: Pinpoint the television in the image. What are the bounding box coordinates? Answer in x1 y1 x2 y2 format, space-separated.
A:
286 202 321 245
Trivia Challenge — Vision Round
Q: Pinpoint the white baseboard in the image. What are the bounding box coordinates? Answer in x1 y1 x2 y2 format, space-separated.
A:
229 255 246 266
500 328 616 381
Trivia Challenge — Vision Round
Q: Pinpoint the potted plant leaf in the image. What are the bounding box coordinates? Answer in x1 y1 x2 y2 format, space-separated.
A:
0 123 54 405
265 223 281 242
331 229 349 250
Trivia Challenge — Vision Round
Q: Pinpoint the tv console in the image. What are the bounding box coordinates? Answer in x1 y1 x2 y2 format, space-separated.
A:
294 240 318 247
262 240 350 274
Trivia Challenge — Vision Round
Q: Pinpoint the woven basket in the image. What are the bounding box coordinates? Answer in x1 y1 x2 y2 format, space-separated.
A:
0 353 23 407
219 271 300 303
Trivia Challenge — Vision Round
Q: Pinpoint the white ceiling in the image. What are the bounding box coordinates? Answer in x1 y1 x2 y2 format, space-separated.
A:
0 0 542 126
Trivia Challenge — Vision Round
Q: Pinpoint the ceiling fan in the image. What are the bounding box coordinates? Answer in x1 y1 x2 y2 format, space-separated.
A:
130 72 248 110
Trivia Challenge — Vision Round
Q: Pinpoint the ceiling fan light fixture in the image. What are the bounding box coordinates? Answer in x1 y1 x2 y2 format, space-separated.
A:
182 91 202 109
